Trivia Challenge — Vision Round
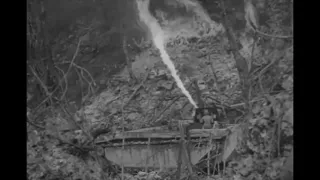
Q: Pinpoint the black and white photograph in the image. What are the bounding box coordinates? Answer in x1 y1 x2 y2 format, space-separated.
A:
27 0 293 180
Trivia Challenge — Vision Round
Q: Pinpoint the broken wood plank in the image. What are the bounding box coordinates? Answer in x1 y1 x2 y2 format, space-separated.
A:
110 129 229 140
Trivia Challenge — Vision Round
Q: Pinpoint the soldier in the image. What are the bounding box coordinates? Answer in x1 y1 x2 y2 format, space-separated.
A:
213 120 219 129
201 109 214 129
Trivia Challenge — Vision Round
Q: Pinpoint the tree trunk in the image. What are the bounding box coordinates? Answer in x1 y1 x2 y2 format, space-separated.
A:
122 36 136 82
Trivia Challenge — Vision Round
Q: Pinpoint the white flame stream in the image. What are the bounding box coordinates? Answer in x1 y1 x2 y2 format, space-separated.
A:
153 34 198 108
136 0 198 108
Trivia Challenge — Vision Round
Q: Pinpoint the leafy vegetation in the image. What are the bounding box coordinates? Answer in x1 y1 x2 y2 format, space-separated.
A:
27 0 293 180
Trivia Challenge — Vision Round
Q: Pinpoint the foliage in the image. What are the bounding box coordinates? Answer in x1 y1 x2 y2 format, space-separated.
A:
27 0 293 180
